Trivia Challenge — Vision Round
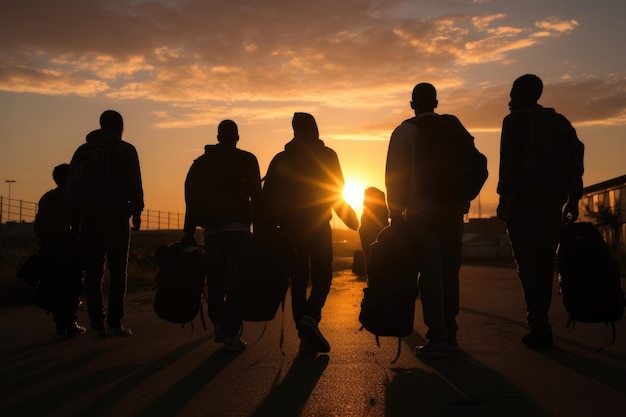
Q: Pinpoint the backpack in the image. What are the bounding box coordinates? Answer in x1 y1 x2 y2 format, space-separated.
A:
522 107 584 194
234 230 294 322
557 221 625 348
67 142 116 209
405 115 488 205
154 242 207 327
359 224 419 362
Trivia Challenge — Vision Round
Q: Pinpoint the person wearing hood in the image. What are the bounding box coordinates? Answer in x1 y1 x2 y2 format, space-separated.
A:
183 119 262 352
263 112 358 353
68 110 144 337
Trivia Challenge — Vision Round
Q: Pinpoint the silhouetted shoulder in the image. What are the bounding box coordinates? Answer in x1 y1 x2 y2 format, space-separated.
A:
235 148 260 164
394 119 419 136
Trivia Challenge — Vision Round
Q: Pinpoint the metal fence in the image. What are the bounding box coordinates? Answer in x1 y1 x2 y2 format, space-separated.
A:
0 196 182 231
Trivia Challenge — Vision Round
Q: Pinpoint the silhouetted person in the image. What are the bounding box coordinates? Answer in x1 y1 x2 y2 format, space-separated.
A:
34 163 85 336
183 119 261 352
263 112 358 353
358 187 389 267
386 83 487 357
68 110 144 337
497 74 584 348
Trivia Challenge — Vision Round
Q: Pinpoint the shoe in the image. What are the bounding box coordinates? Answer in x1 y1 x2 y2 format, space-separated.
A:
66 322 87 336
224 336 247 352
522 324 553 349
521 332 553 349
415 341 451 358
298 315 330 353
214 324 225 343
108 326 132 337
299 337 317 354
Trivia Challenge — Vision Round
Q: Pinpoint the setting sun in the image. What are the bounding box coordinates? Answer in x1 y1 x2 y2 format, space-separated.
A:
343 180 367 212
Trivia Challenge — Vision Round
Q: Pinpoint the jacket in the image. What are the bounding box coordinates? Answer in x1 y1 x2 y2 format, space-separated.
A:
73 128 144 216
35 187 72 244
497 105 584 205
264 137 345 234
385 113 486 222
184 143 261 232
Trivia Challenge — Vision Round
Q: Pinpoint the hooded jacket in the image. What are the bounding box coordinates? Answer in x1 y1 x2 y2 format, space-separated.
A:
263 113 345 234
70 128 144 216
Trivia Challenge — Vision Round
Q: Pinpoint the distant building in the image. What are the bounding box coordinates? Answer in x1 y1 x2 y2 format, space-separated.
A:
579 175 626 250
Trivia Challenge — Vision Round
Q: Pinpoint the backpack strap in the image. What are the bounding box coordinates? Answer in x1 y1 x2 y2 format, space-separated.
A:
279 295 286 355
597 322 617 352
199 289 208 331
391 337 402 364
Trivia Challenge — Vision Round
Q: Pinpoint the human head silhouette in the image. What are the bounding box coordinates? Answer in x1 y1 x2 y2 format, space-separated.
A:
292 112 319 141
509 74 543 111
217 120 239 145
411 83 438 114
52 163 70 188
100 110 124 134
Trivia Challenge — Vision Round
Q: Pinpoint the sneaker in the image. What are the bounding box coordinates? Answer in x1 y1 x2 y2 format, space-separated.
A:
108 326 132 337
214 324 225 343
299 337 317 354
298 315 330 353
66 322 87 336
223 336 247 352
415 341 451 358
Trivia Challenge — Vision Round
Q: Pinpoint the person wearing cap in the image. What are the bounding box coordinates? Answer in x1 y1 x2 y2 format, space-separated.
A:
385 83 487 358
263 112 358 353
183 119 261 352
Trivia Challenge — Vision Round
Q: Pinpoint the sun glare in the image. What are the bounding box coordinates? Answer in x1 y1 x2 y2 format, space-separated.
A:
343 180 366 212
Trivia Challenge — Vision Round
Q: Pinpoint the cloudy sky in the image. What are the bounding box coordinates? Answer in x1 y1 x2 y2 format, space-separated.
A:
1 0 625 223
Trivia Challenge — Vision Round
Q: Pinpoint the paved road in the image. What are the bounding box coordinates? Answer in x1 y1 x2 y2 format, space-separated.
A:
0 265 625 417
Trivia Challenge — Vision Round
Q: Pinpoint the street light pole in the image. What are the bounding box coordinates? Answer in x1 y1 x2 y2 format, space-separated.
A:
5 180 15 222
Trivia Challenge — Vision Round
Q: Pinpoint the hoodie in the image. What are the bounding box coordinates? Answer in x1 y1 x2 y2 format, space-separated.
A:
263 113 345 233
70 128 144 216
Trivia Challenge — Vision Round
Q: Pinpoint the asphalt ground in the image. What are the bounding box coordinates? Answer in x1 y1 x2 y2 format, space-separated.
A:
0 265 625 417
